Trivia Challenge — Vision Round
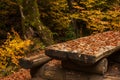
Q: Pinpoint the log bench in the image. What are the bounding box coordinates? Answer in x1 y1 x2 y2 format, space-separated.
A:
19 31 120 78
45 31 120 74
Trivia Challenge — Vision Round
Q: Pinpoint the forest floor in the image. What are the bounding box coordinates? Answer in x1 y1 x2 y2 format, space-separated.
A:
0 49 120 80
0 69 31 80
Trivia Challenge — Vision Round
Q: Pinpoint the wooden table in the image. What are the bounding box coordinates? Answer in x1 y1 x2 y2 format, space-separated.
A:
45 31 120 64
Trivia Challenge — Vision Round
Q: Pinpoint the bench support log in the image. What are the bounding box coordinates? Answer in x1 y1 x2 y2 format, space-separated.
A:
37 59 117 80
62 58 108 75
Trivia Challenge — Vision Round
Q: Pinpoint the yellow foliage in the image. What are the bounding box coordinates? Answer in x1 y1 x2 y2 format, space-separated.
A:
72 0 120 32
0 29 32 76
39 0 70 30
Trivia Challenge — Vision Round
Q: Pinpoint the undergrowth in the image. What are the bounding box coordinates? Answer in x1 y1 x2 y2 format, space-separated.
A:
0 29 32 77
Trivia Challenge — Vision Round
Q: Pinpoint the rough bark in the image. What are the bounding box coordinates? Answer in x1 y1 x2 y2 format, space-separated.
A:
17 0 54 46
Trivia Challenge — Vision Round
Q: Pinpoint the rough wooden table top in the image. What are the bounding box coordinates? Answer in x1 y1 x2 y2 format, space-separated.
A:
46 31 120 64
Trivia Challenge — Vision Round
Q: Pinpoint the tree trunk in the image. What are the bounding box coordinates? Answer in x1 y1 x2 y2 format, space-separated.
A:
17 0 54 46
66 0 81 38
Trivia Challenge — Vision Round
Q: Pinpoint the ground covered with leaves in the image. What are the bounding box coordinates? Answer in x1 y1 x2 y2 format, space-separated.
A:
0 69 31 80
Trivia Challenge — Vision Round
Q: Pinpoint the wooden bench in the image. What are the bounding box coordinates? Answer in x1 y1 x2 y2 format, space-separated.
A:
19 31 120 75
45 31 120 74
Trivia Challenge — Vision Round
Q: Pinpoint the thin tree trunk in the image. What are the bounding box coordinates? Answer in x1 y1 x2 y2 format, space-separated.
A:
66 0 80 38
17 0 54 46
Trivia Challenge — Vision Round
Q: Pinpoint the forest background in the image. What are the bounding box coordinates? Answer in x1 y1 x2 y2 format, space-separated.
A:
0 0 120 77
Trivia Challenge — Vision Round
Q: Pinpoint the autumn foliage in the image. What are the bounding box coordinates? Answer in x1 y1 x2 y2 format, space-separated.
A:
38 0 120 40
73 0 120 32
0 0 120 77
0 0 120 42
0 29 32 76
